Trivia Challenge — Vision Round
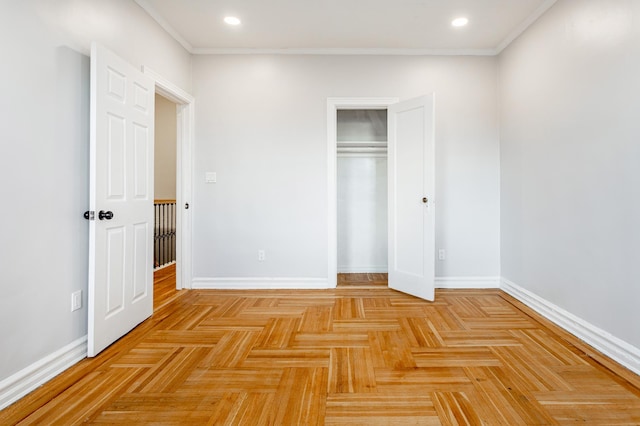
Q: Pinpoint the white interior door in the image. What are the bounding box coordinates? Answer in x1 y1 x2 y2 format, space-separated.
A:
387 95 435 301
88 43 155 357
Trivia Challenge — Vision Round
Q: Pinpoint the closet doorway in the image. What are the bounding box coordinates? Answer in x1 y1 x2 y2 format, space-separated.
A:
327 98 398 289
336 109 388 286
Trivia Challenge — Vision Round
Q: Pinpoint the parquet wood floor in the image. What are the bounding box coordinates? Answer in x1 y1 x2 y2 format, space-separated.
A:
154 264 180 311
2 275 640 425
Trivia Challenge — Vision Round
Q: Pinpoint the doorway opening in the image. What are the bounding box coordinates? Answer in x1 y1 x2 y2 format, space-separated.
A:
144 66 195 292
336 109 388 287
153 93 178 309
154 93 177 270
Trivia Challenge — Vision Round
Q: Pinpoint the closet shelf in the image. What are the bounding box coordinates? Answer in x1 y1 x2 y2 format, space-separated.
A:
337 146 387 155
337 140 387 148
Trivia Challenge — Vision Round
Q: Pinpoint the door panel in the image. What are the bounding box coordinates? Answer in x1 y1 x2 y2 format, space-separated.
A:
107 114 126 199
89 43 155 357
105 227 125 317
388 95 435 301
133 123 150 198
132 222 150 301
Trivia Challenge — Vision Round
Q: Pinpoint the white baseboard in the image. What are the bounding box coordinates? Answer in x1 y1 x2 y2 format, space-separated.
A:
154 260 176 271
192 276 500 290
192 277 331 290
435 276 501 289
501 278 640 377
337 266 388 273
0 335 87 410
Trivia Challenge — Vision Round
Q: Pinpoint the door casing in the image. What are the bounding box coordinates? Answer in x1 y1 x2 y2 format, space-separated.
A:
143 67 194 290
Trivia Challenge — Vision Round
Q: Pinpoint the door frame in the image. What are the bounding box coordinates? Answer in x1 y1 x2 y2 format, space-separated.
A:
326 97 398 288
143 67 194 290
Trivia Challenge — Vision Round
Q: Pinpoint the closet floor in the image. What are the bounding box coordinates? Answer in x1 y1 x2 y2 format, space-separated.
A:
337 273 388 287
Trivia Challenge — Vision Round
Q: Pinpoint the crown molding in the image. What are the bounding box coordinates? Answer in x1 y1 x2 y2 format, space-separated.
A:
495 0 557 54
134 0 194 53
190 47 498 56
136 0 557 57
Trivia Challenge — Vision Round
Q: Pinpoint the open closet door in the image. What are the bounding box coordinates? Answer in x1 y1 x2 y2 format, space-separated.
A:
88 43 155 356
387 95 435 301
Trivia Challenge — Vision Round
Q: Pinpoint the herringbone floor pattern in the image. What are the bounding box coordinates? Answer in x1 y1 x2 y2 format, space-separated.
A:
2 273 640 425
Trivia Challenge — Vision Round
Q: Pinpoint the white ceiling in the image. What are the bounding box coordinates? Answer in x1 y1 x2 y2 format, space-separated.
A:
135 0 557 55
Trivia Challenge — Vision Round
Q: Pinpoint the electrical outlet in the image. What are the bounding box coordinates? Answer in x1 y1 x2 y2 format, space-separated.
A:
71 290 82 312
438 249 446 261
258 250 266 261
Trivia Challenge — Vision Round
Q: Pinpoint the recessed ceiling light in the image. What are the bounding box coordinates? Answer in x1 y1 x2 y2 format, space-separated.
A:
451 17 469 27
224 16 241 26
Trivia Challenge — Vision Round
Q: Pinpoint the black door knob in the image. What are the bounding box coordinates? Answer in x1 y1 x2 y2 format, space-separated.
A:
98 210 114 220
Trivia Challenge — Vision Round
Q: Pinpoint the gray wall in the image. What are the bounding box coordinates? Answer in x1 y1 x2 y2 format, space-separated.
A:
192 55 501 280
0 0 190 381
154 94 177 200
499 0 640 348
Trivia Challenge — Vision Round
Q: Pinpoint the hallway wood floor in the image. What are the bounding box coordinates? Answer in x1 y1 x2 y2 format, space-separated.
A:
153 264 180 311
2 274 640 424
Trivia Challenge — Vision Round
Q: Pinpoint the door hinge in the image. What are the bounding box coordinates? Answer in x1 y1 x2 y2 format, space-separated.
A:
84 210 95 220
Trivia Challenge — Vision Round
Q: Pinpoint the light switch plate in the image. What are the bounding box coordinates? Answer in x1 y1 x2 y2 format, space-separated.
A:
205 172 217 183
71 290 82 312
